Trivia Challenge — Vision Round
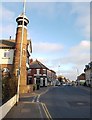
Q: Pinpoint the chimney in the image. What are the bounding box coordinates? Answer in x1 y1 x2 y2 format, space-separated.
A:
9 36 11 40
30 59 33 64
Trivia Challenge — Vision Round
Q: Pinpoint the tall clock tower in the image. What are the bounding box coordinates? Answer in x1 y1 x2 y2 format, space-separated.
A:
13 10 29 93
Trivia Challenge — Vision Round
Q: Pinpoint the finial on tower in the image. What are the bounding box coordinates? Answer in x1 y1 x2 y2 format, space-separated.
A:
23 0 26 15
16 0 29 29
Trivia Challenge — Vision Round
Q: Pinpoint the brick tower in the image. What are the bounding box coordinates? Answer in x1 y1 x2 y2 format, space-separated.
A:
13 6 29 93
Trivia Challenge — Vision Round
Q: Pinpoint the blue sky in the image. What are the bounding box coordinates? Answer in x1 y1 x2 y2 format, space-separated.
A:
0 1 90 80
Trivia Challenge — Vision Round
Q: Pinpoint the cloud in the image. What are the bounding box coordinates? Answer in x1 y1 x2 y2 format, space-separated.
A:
0 5 15 22
0 24 16 39
32 42 64 53
70 2 90 39
2 0 91 2
47 40 90 80
0 5 16 39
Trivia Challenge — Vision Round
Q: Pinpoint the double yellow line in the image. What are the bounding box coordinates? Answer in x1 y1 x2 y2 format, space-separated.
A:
41 103 53 120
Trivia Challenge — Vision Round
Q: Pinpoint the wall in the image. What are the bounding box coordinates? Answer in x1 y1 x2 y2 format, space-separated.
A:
0 49 14 64
0 95 17 120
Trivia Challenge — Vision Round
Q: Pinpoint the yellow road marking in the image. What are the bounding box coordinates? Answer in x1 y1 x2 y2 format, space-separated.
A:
41 102 53 120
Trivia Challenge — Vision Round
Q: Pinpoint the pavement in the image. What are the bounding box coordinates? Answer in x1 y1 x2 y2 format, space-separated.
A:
3 86 52 119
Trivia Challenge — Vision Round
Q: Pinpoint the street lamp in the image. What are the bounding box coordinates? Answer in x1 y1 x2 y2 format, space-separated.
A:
76 68 79 85
58 65 60 76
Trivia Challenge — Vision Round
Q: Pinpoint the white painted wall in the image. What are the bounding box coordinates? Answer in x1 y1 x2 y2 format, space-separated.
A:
40 78 43 87
0 49 14 64
34 78 36 84
45 78 47 86
85 69 91 85
0 95 17 120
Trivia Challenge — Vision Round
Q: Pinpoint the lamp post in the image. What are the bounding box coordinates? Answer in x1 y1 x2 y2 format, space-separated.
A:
76 68 79 86
58 65 60 76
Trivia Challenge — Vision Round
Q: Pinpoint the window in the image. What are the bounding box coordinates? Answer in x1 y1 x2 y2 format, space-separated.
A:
2 68 9 73
37 69 40 75
28 76 32 84
18 21 22 25
16 69 20 77
24 21 27 26
4 51 10 58
43 69 46 74
28 69 31 73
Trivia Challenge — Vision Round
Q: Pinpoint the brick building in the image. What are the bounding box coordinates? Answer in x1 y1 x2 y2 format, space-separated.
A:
0 11 32 93
27 59 56 88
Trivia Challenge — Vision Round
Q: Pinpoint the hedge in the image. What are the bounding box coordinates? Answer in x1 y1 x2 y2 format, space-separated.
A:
2 75 18 104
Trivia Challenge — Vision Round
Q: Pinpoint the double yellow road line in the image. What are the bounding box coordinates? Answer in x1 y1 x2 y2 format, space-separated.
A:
41 102 53 120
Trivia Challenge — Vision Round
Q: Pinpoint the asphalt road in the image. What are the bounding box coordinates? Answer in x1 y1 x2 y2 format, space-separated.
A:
4 85 91 119
39 85 91 119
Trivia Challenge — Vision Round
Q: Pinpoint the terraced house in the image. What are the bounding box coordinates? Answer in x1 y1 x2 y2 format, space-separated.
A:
84 61 92 87
27 59 56 89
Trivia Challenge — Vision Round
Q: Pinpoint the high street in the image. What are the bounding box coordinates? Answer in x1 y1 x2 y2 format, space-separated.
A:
4 85 91 119
40 85 90 119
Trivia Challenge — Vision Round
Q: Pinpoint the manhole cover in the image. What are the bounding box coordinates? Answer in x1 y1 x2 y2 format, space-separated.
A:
77 102 84 105
68 101 89 107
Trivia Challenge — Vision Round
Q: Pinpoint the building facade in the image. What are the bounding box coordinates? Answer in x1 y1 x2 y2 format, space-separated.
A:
47 69 56 86
84 61 92 87
76 73 86 85
27 59 56 88
0 12 32 93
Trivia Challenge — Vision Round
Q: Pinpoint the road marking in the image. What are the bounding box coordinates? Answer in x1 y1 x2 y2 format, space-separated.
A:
41 102 53 120
37 103 43 119
37 94 40 102
32 96 37 103
40 88 49 96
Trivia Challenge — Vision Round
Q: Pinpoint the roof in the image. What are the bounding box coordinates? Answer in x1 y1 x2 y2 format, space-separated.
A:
0 39 32 51
50 69 56 74
16 13 29 23
0 39 15 48
29 59 49 69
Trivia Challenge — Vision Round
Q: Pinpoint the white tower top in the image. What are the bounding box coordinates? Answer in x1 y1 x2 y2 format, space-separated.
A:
16 0 29 29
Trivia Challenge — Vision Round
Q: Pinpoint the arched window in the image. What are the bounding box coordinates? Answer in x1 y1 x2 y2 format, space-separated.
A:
2 68 9 73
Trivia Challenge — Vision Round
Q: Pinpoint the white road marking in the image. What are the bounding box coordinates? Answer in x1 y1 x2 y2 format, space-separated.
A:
32 96 37 103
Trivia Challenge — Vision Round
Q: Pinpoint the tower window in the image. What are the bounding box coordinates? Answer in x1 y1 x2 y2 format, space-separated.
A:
24 22 27 26
18 21 22 25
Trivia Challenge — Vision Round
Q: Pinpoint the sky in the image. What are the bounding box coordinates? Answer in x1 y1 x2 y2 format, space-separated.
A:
0 1 91 81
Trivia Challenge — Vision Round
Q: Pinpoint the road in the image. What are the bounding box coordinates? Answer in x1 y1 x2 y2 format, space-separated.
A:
39 85 91 119
4 85 91 119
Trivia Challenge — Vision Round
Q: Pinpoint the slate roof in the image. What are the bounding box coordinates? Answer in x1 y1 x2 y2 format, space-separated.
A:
29 59 49 70
0 39 15 48
0 39 32 52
